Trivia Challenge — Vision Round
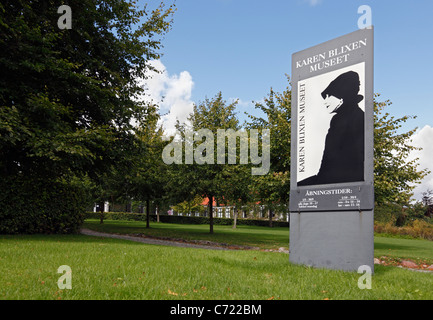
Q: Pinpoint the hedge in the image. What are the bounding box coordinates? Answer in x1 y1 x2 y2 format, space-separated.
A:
86 211 289 228
0 176 90 234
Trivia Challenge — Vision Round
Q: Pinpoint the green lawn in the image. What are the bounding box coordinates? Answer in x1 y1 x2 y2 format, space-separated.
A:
82 219 290 250
1 220 433 300
374 235 433 264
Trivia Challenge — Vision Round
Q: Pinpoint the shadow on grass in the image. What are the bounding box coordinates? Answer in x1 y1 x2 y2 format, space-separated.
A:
374 242 420 252
0 233 145 246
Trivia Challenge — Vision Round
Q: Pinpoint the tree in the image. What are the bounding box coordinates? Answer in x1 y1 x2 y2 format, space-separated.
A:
250 171 289 227
373 94 429 206
246 78 292 226
172 195 204 216
132 103 169 228
0 0 175 233
219 153 252 229
171 92 240 233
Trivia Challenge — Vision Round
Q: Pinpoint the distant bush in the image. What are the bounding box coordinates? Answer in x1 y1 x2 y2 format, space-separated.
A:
375 201 431 227
0 176 91 234
374 202 405 225
374 219 433 240
85 212 289 228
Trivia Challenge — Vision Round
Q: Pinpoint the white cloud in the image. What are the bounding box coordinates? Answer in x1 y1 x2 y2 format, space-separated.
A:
139 60 194 136
408 125 433 201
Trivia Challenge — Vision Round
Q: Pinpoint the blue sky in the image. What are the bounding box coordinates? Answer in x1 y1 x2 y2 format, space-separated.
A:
148 0 433 129
140 0 433 199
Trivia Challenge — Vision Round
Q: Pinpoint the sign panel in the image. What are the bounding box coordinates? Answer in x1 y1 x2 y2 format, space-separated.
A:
290 28 374 212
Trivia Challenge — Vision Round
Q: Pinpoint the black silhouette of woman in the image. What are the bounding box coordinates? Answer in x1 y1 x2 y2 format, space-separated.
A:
298 71 364 186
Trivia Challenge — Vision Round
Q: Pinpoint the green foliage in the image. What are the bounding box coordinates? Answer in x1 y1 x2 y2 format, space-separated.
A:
187 91 241 201
374 202 407 225
373 94 429 205
375 219 433 241
374 199 431 227
0 0 174 179
172 195 205 215
246 77 292 218
170 92 242 232
86 211 148 222
246 77 292 175
132 103 169 203
0 1 175 233
0 175 92 234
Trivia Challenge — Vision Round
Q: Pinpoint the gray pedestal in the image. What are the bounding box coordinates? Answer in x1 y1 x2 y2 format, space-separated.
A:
289 210 374 272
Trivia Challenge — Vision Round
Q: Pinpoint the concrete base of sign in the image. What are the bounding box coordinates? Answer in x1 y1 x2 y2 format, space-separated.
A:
289 210 374 272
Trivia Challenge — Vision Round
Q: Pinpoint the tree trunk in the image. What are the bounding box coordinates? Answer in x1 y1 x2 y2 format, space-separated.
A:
209 195 213 234
125 202 131 213
156 205 160 223
232 207 238 229
269 209 273 228
99 201 104 224
146 199 150 228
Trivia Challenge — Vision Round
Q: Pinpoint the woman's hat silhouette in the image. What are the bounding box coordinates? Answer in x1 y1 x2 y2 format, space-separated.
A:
321 71 363 102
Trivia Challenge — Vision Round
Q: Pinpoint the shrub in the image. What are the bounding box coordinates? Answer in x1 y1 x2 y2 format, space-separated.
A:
0 175 91 234
374 219 433 240
374 201 432 227
374 202 403 225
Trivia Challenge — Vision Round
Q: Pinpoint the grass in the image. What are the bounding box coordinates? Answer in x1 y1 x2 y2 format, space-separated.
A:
82 219 290 250
374 235 433 264
1 220 433 300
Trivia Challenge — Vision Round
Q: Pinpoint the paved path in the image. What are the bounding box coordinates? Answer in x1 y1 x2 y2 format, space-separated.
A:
80 228 234 251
